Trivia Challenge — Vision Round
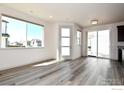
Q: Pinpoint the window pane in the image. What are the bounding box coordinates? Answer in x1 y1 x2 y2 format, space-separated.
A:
61 38 70 46
27 23 44 48
87 31 97 56
77 39 80 45
77 31 81 45
77 31 80 38
61 28 70 37
1 16 26 48
61 47 70 56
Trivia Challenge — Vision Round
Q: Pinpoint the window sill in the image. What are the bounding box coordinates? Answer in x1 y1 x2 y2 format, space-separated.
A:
0 47 45 50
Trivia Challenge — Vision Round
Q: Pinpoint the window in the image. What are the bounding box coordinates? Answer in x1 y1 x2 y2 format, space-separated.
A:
77 31 81 45
1 16 44 48
61 28 71 56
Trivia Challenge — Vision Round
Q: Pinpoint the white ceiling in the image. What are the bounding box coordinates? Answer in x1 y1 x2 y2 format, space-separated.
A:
1 3 124 27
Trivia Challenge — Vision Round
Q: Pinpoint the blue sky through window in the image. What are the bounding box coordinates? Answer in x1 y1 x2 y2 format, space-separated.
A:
27 23 44 41
2 16 44 44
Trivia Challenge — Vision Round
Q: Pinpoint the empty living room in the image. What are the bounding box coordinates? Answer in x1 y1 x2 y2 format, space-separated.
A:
0 1 124 92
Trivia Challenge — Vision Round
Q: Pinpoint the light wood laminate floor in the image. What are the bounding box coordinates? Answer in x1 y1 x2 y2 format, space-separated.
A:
0 57 124 85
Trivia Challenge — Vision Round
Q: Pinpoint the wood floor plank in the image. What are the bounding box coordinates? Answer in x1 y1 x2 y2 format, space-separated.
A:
0 57 124 85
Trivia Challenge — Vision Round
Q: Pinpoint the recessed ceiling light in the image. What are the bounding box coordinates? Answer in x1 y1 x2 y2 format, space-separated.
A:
91 20 98 25
49 16 53 18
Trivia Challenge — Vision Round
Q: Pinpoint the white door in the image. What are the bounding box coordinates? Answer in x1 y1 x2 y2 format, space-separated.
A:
59 26 72 60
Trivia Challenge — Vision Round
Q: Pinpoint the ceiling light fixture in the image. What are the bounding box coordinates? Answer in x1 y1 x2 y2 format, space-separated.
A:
49 16 53 18
91 20 98 25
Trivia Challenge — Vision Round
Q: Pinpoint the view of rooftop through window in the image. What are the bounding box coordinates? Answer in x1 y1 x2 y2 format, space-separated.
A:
1 16 44 48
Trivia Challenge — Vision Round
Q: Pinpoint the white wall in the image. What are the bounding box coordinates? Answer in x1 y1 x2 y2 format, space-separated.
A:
0 5 85 71
83 22 124 60
0 6 56 70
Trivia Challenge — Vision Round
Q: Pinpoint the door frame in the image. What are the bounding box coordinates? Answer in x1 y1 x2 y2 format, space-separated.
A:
59 25 73 61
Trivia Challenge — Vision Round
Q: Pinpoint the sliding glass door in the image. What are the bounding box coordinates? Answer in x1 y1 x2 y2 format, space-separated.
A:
87 30 110 58
98 30 110 58
87 31 97 57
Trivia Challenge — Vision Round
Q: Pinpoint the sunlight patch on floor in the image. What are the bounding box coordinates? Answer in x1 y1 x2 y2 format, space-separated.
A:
33 60 58 67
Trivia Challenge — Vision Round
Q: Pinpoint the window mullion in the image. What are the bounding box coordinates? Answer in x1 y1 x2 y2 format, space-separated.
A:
26 23 28 48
